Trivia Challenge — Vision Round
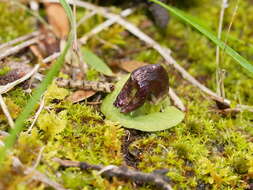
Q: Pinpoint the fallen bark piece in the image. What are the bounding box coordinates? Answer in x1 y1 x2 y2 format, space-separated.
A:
56 78 114 93
54 158 173 190
12 157 67 190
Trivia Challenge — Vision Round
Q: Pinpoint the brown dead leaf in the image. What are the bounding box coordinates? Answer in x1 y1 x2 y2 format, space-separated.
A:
67 90 96 103
44 3 70 39
117 60 147 72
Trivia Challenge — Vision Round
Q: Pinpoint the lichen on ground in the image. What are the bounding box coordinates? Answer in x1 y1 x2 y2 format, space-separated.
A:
0 0 253 189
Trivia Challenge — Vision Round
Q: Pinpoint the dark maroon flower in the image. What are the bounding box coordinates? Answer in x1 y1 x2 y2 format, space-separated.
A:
114 64 169 113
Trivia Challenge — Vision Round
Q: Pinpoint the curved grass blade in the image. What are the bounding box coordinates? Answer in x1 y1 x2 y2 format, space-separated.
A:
0 0 74 166
149 0 253 75
81 47 114 76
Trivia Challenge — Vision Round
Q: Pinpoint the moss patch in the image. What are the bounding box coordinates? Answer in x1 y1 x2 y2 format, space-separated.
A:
0 2 34 43
1 0 253 189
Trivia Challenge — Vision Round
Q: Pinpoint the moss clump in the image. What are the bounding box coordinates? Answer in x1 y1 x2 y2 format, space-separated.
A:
0 66 10 76
0 2 34 43
1 0 253 189
86 68 100 81
37 110 67 140
232 156 249 174
7 88 30 108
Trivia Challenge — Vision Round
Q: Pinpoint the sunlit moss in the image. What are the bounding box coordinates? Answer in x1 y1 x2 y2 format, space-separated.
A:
0 2 34 43
1 0 253 189
0 66 10 76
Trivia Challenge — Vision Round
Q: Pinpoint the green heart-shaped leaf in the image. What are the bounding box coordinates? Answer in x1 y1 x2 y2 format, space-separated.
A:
101 75 185 132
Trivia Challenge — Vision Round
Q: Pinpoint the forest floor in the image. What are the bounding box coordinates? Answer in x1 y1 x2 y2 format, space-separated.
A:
0 0 253 189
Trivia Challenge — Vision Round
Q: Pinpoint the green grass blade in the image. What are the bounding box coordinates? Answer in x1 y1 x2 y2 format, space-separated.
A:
59 0 74 27
81 47 114 76
150 0 253 75
0 0 74 166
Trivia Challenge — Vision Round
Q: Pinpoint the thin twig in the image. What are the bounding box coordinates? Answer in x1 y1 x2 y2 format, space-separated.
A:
77 10 96 28
12 157 67 190
73 0 78 51
0 95 14 128
0 31 40 50
54 158 173 190
221 0 239 61
79 8 135 44
216 0 228 97
30 146 45 170
0 36 43 60
0 64 40 94
27 96 45 133
43 52 61 63
169 88 186 112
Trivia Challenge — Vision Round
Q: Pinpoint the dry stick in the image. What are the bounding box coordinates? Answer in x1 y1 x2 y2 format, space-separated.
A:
54 158 173 190
220 0 239 69
30 146 45 170
216 0 228 97
0 31 40 50
169 88 185 112
0 64 40 128
0 53 60 129
27 96 45 133
0 64 40 94
0 36 43 60
77 10 96 28
12 157 67 190
79 8 135 44
0 52 59 95
43 52 61 63
0 95 14 128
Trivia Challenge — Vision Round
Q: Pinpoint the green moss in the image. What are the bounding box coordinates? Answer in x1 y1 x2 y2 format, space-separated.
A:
14 129 43 165
0 66 10 76
1 0 253 189
0 2 34 43
37 110 67 140
232 156 248 174
6 88 30 108
44 82 69 104
86 68 99 81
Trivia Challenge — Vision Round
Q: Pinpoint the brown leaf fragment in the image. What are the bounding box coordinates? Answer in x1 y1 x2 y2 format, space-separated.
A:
67 90 96 103
117 60 148 73
44 3 70 39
